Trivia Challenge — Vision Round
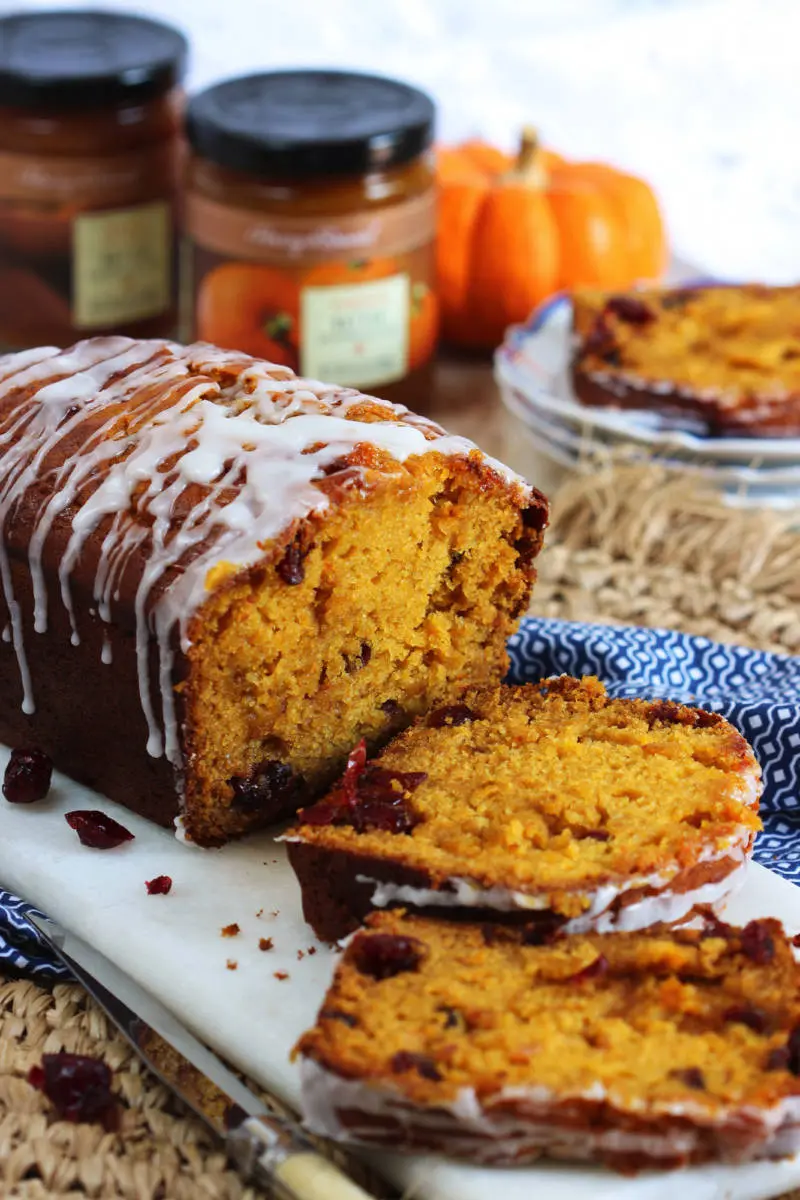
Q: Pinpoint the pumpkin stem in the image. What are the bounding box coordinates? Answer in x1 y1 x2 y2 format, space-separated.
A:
503 125 548 189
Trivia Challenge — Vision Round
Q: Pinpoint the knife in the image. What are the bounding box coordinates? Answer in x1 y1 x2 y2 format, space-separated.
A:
25 912 377 1200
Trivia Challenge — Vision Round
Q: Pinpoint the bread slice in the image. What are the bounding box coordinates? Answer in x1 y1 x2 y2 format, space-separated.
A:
286 676 761 940
571 285 800 436
296 909 800 1170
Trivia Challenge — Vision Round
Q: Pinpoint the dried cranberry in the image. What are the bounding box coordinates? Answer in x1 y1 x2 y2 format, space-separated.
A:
230 760 304 814
605 296 655 325
381 699 401 717
670 1067 706 1090
320 1008 359 1027
792 932 800 949
602 348 622 366
724 1005 770 1033
701 913 734 941
567 954 609 984
145 875 172 895
3 747 52 804
351 766 427 833
65 810 134 849
390 1051 442 1081
276 540 309 585
427 704 477 729
341 739 368 802
740 920 775 965
301 755 426 835
28 1052 118 1129
299 799 349 827
351 797 420 834
583 316 614 355
351 932 424 980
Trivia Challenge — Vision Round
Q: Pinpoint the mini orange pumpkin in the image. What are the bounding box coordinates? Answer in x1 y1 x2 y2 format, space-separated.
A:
436 129 666 351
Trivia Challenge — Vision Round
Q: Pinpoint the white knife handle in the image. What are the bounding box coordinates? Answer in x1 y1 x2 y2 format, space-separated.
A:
226 1115 375 1200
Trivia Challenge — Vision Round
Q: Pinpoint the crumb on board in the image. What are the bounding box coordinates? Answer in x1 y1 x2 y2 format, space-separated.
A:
297 950 305 960
259 938 274 951
255 908 264 918
221 923 240 938
226 960 238 971
308 946 317 956
274 971 289 981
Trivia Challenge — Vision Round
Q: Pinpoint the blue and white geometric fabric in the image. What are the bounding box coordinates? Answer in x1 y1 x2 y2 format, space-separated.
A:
0 616 798 981
508 617 800 879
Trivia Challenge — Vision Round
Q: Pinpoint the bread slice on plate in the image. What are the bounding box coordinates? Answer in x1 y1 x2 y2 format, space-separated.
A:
571 285 800 437
295 908 800 1170
285 676 761 941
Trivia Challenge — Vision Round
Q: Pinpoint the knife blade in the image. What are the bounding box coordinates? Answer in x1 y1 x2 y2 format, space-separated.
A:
25 911 376 1200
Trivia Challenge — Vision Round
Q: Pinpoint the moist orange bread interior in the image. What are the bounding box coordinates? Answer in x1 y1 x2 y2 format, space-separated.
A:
184 449 538 844
297 909 800 1119
289 676 760 910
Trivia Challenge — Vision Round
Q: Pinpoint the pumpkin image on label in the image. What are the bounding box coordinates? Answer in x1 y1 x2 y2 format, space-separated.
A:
196 262 301 370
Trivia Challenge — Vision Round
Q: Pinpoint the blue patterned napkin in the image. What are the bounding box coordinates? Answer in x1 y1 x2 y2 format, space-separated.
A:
3 616 799 981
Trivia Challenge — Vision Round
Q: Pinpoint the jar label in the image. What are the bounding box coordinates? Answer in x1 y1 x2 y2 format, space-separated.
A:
72 201 171 328
301 274 409 387
0 145 177 208
186 190 436 268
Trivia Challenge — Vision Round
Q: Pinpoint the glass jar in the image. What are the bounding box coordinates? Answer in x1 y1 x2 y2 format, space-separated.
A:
185 71 438 405
0 10 187 350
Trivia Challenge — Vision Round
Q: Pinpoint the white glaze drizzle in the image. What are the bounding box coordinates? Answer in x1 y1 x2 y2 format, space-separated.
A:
0 337 528 761
299 1058 800 1166
354 850 751 935
285 761 761 934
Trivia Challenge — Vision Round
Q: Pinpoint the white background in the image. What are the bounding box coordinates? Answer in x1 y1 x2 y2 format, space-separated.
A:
4 0 800 283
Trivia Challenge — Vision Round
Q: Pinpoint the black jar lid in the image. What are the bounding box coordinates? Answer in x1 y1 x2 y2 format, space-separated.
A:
0 10 188 109
186 70 436 179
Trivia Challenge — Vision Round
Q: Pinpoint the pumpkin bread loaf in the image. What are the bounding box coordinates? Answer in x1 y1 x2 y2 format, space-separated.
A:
0 337 546 845
571 284 800 436
285 676 761 941
296 909 800 1170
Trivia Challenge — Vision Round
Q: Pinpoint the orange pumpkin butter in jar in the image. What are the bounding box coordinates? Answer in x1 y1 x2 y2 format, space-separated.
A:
186 71 438 401
0 10 187 350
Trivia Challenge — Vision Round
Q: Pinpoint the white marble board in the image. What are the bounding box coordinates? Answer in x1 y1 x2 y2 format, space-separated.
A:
1 752 799 1200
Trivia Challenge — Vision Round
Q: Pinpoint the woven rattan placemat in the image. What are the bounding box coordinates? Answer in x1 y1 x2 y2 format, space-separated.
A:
1 462 799 1199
